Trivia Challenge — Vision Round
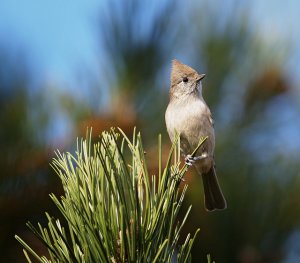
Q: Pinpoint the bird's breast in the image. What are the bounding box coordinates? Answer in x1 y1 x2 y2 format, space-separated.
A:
165 98 215 152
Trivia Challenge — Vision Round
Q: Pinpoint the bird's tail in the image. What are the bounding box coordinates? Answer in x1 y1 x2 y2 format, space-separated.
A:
201 167 227 211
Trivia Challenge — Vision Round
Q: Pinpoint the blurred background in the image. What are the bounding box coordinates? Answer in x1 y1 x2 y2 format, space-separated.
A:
1 0 300 262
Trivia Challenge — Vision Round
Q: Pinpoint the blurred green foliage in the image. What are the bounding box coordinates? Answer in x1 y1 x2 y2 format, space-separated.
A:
1 0 300 262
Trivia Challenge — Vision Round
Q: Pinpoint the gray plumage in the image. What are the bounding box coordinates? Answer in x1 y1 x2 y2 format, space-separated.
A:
165 59 226 211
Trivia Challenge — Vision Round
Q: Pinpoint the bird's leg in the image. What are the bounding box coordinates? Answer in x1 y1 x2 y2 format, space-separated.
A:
185 152 209 166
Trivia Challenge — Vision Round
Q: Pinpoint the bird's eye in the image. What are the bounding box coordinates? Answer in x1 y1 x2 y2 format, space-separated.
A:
182 77 188 83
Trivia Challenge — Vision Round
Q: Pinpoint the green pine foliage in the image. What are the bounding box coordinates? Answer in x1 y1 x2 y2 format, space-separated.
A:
15 128 207 262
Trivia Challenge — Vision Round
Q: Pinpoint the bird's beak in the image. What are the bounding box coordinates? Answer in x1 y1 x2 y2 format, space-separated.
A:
199 74 206 81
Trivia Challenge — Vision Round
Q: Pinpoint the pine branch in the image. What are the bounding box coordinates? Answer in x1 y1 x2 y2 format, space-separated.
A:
15 128 207 262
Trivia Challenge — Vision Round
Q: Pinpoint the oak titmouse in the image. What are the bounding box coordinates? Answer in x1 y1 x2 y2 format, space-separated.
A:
165 59 227 211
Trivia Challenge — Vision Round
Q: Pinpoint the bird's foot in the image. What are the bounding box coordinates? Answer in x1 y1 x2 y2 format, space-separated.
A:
185 152 208 166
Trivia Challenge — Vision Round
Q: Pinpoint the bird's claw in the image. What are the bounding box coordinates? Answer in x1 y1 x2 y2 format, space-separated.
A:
184 155 195 166
184 153 208 166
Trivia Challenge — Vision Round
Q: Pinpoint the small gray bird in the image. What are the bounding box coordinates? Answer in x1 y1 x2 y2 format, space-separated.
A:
165 59 227 211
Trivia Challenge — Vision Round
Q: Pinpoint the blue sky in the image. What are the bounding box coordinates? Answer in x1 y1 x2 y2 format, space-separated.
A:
1 2 300 260
0 0 300 89
1 0 300 148
0 0 100 89
250 1 300 82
